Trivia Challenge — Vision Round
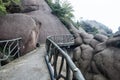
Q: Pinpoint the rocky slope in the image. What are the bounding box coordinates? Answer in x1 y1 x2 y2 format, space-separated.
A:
69 23 120 80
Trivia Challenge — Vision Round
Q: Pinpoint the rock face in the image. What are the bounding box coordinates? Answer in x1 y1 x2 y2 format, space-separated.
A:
26 0 70 43
0 14 40 55
69 26 120 80
94 47 120 80
0 0 70 54
20 0 71 43
21 0 40 12
94 34 108 42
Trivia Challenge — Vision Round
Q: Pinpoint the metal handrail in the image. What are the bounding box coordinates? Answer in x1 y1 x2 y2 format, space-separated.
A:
45 35 85 80
0 38 22 65
48 34 74 44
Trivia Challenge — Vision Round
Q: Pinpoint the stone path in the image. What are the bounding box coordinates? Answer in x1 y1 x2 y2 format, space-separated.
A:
0 45 50 80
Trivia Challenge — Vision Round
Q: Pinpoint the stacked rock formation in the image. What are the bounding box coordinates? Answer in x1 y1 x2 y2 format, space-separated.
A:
69 24 120 80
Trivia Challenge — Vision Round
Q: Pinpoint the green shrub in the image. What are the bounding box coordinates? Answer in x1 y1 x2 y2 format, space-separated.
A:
0 0 21 15
46 0 74 25
0 0 7 15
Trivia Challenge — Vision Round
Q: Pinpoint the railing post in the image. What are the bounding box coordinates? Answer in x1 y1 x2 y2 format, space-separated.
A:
53 48 58 78
66 63 71 80
63 48 72 80
0 61 1 67
45 35 85 80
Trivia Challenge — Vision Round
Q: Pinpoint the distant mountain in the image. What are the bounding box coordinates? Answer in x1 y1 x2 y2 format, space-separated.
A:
79 20 113 36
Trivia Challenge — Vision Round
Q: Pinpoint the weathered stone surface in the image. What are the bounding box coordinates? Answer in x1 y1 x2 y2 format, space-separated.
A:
74 37 83 45
21 0 40 12
84 72 93 80
71 31 79 38
80 32 94 39
83 38 92 44
23 0 71 43
94 34 108 42
80 44 94 61
89 39 100 48
91 61 100 74
78 44 94 74
93 74 107 80
71 25 120 80
73 46 81 61
28 10 70 43
94 47 120 80
95 42 107 52
106 37 120 48
0 14 40 55
75 36 120 80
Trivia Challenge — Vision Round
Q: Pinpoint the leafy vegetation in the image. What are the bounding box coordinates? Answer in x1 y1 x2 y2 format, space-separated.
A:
46 0 112 35
45 0 74 26
78 21 99 34
0 0 21 15
0 0 7 14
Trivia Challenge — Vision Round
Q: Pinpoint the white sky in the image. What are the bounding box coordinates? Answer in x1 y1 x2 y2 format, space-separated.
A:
68 0 120 33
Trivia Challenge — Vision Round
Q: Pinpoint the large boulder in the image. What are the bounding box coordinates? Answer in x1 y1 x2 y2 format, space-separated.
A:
94 34 108 42
95 42 107 52
21 0 40 12
78 44 94 74
0 14 41 55
75 35 120 80
89 39 100 49
74 36 83 45
73 46 81 61
22 0 70 43
79 32 94 39
79 32 94 44
106 37 120 48
94 47 120 80
27 10 70 43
